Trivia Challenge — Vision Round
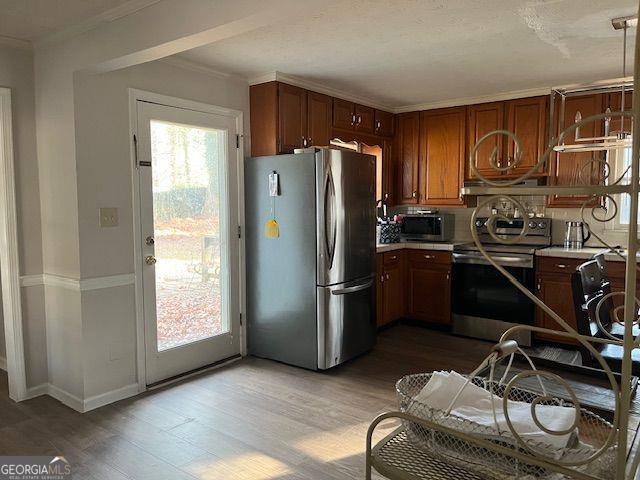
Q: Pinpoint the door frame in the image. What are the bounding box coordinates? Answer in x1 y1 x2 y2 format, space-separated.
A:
128 89 246 391
0 87 27 401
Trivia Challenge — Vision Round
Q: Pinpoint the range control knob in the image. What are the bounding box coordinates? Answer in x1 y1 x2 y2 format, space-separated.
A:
528 220 537 229
475 220 485 227
537 221 548 229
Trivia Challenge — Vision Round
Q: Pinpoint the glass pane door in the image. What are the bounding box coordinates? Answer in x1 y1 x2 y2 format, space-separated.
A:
149 120 227 351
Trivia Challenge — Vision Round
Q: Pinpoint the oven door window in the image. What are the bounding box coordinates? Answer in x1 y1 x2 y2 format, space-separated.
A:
451 264 535 324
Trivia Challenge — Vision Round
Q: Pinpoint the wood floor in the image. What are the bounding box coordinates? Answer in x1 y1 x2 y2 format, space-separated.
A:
0 326 494 480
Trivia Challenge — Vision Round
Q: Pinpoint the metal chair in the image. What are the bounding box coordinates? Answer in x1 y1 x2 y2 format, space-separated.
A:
571 259 640 375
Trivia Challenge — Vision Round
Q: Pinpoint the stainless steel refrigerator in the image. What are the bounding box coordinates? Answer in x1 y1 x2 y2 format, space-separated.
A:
245 148 377 370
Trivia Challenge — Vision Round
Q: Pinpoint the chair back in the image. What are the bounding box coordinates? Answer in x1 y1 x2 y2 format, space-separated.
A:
577 258 614 331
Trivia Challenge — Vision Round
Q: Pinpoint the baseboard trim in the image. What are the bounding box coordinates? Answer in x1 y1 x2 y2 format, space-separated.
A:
48 384 85 412
0 356 6 371
21 382 140 413
24 382 49 400
83 383 140 412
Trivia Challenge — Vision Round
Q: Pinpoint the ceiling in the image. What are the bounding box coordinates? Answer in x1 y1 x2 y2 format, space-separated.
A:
175 0 638 109
0 0 158 42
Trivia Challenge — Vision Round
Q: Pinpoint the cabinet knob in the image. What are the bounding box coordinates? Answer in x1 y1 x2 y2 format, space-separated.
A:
556 264 567 269
412 190 417 198
385 273 390 280
308 137 312 146
351 114 357 126
357 115 362 125
302 136 307 147
390 255 397 260
424 254 434 259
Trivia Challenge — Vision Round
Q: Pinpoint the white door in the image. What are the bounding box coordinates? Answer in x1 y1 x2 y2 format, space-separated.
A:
135 100 241 385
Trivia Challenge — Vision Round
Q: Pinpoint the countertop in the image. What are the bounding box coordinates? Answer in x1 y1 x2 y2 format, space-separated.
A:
535 246 636 262
376 241 465 253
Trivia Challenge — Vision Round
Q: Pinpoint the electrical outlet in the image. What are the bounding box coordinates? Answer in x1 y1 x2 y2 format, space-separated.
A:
99 207 118 227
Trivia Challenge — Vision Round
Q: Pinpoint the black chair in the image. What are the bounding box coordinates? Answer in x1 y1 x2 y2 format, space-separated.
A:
571 259 640 375
581 254 639 339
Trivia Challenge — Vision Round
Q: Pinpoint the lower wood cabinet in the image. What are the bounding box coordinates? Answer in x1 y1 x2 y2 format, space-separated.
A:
378 251 405 326
534 256 639 344
406 250 452 324
376 249 452 326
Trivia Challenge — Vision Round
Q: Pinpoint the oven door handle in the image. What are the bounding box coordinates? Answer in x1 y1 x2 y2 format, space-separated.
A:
452 252 533 268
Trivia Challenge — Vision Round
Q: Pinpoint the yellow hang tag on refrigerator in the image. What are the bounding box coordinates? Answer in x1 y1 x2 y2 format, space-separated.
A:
265 218 279 238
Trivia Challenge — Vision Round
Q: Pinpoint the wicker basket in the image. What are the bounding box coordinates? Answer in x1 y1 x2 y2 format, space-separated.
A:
396 373 617 479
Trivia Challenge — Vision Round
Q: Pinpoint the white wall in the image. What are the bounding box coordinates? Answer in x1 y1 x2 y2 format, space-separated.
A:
72 60 248 399
0 44 47 387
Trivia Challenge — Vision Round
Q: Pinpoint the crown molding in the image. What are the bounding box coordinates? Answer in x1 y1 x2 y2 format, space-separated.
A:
393 86 552 113
249 71 396 113
33 0 162 48
0 36 32 51
159 56 247 83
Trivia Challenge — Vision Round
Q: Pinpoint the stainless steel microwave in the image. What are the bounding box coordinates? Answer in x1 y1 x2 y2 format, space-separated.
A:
400 213 454 242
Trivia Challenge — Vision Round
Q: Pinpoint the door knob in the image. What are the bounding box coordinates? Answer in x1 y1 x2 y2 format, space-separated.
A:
145 255 157 266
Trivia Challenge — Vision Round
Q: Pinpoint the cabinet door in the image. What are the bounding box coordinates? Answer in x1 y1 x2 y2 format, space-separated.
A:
376 254 384 326
306 91 332 148
355 105 374 134
333 98 355 130
606 90 633 137
382 139 394 205
406 262 451 324
420 107 465 205
396 112 420 204
467 102 504 179
375 110 394 137
505 96 547 177
535 273 578 344
278 83 307 153
548 94 604 207
383 261 404 324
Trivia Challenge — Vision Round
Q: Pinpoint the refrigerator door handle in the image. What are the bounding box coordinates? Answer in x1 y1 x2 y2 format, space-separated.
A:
331 279 373 295
324 167 337 269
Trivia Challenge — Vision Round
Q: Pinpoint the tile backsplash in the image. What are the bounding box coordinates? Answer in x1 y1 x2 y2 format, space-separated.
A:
390 203 630 248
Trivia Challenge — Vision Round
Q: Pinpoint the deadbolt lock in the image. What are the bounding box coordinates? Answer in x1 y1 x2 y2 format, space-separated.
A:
145 236 155 246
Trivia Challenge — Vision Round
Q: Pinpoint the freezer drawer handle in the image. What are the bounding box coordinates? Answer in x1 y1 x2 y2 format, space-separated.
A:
331 279 373 295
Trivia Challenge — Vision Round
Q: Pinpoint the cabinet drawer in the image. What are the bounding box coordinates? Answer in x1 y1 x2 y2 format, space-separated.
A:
536 256 584 274
383 251 402 266
407 250 451 265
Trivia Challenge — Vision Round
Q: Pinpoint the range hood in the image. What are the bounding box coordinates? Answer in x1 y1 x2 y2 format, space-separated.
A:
552 15 635 154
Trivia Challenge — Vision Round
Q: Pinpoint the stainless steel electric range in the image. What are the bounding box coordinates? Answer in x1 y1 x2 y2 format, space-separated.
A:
451 217 552 347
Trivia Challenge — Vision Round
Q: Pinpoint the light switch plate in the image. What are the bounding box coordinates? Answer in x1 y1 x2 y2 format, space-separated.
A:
99 207 118 227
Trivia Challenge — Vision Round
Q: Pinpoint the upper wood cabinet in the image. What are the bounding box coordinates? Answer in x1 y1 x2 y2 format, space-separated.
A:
467 97 546 179
249 82 333 156
395 112 420 204
331 99 380 135
420 107 465 206
506 96 547 176
306 91 333 148
375 110 394 137
548 93 604 207
333 98 356 130
278 83 307 153
467 102 505 178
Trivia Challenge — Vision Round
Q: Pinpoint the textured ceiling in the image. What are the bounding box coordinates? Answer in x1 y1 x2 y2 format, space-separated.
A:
0 0 152 41
176 0 638 109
